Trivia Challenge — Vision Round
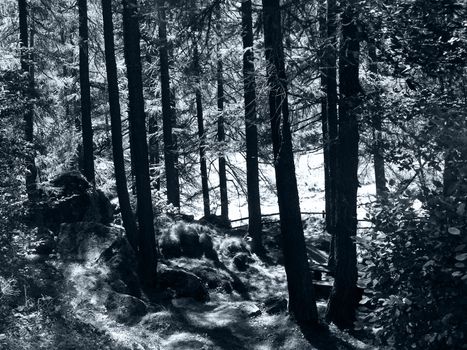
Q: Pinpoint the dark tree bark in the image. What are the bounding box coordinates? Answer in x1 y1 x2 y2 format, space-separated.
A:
122 0 157 286
78 0 95 184
262 0 318 324
101 0 138 251
368 41 387 198
319 1 329 223
149 113 160 191
158 0 180 208
325 0 360 329
323 0 339 272
216 12 228 220
18 0 37 200
194 46 210 217
241 0 263 253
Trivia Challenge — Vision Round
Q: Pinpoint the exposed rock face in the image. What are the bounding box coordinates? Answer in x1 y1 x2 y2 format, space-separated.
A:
199 232 218 261
57 222 121 262
190 264 234 293
264 296 288 315
232 252 252 271
35 171 113 231
178 226 202 259
98 237 142 298
240 302 262 317
158 266 209 302
219 237 250 258
159 232 182 259
105 291 147 325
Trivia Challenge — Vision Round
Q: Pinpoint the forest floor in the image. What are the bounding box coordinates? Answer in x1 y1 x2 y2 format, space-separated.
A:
0 215 378 350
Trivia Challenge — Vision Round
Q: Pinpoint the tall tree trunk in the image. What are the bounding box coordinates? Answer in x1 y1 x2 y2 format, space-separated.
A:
149 113 160 191
325 0 360 329
78 0 95 184
324 0 339 272
319 0 330 230
194 46 210 217
18 0 37 200
158 0 180 208
122 0 157 286
101 0 138 251
368 40 387 199
262 0 318 324
241 0 263 253
216 10 229 220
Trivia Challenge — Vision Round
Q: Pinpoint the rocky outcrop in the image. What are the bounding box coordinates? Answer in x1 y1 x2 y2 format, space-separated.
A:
158 266 209 302
105 291 147 325
219 237 250 258
198 214 231 229
98 237 142 298
159 222 218 261
232 252 253 271
264 296 288 315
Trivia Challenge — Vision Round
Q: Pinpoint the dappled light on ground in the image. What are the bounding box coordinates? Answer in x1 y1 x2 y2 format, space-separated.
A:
52 219 376 350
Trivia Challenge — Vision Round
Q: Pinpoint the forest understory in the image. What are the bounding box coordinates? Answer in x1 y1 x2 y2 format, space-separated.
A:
1 0 466 348
0 197 374 350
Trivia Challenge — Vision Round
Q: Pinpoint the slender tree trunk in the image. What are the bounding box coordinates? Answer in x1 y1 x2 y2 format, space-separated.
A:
149 113 160 191
78 0 95 184
262 0 318 324
216 10 229 220
170 88 180 191
101 0 138 251
217 54 229 220
319 0 330 229
325 0 360 329
158 0 180 208
18 0 37 200
241 0 263 253
324 0 339 272
194 46 210 217
368 40 387 198
122 0 157 286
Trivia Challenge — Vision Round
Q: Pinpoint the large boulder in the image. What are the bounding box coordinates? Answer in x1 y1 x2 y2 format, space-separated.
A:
98 237 142 298
178 225 202 259
264 296 288 315
232 252 253 271
159 231 182 259
57 222 121 262
159 222 217 260
105 291 147 325
34 171 113 231
219 237 250 258
199 214 231 229
199 232 218 261
158 266 209 302
190 264 234 293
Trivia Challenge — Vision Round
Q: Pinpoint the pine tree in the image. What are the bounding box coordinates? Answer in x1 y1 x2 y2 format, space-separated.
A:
122 0 157 286
241 0 263 253
194 44 210 217
101 0 138 251
158 0 180 208
326 0 360 329
262 0 318 324
78 0 95 184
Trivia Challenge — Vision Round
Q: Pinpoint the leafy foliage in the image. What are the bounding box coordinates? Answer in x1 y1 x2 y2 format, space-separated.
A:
357 188 467 349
